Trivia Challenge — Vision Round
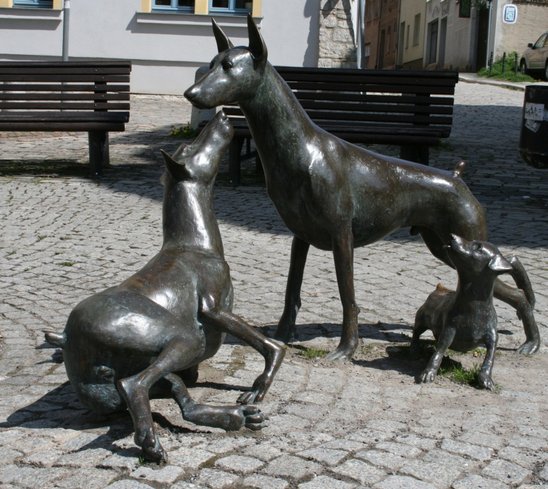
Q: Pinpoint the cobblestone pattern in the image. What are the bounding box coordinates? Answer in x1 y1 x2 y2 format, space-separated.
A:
0 80 547 488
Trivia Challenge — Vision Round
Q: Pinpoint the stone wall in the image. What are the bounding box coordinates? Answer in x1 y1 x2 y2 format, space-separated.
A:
318 0 357 68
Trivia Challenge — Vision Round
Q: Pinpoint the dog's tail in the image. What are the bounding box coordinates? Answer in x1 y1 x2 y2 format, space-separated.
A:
44 331 66 348
453 160 466 178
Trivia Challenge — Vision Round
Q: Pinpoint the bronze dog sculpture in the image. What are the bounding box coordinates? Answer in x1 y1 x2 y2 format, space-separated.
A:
45 112 285 463
184 16 540 361
412 235 535 389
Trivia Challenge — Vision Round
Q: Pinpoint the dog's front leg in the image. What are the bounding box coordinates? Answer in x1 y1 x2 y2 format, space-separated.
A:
201 309 286 404
275 236 310 343
478 329 497 390
418 327 456 384
326 227 360 361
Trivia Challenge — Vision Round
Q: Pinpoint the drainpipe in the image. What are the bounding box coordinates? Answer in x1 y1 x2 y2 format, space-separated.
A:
62 0 70 61
485 0 493 69
356 0 366 68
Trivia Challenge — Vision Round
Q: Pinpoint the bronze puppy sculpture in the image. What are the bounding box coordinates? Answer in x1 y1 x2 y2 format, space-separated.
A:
45 112 285 463
412 235 535 389
184 16 540 361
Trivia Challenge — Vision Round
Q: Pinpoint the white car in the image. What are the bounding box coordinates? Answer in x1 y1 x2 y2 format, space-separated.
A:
520 31 548 79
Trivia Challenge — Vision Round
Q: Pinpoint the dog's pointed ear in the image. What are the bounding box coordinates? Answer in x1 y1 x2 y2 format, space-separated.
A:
161 149 192 181
247 14 267 67
489 254 513 274
212 18 234 52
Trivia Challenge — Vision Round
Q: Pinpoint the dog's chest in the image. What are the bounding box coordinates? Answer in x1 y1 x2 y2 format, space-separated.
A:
445 304 497 351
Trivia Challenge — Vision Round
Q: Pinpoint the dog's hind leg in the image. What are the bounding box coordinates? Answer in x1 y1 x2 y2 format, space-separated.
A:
275 236 310 343
478 329 497 390
494 278 540 354
509 256 535 307
117 335 202 463
165 373 265 431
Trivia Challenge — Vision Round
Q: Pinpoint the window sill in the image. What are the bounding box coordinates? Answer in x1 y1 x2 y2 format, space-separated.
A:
136 11 260 28
0 7 61 20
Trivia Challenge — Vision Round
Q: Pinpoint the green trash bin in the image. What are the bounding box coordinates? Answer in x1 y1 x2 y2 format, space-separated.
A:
520 85 548 169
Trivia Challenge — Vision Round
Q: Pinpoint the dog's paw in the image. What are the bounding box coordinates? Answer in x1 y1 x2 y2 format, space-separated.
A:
478 372 495 391
417 369 436 384
517 339 540 355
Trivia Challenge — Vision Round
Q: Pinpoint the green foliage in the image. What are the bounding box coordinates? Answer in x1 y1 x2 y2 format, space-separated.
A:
478 52 536 83
438 360 482 387
297 346 329 360
170 124 198 139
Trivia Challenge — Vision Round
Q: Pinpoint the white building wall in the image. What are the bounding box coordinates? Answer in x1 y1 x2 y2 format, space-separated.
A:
424 0 476 70
0 0 320 94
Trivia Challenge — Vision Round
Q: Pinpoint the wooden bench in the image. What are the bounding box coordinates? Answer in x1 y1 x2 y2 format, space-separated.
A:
0 61 131 176
223 67 459 184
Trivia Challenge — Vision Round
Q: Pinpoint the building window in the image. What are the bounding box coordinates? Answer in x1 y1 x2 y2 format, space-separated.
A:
141 0 259 16
209 0 251 14
153 0 194 11
413 13 421 46
427 19 438 64
13 0 53 7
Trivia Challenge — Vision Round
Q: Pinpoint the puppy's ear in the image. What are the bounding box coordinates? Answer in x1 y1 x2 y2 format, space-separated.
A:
489 254 513 274
161 150 192 181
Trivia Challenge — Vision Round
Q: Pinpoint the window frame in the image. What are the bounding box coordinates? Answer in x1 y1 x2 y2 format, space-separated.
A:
209 0 251 15
0 0 62 9
152 0 194 13
13 0 53 7
140 0 260 17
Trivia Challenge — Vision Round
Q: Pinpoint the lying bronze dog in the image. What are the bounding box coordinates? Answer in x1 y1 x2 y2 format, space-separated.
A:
45 112 285 463
412 235 535 389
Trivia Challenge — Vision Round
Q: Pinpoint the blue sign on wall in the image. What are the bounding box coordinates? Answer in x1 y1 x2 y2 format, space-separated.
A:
503 4 518 24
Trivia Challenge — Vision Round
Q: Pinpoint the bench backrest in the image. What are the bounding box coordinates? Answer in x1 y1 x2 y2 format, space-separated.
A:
0 61 131 128
224 67 458 135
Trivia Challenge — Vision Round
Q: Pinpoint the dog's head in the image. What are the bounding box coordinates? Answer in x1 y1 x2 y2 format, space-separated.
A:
161 110 233 184
449 234 513 276
184 15 268 109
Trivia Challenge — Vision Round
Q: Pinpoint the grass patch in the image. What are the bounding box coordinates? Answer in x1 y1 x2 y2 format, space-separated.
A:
295 346 329 360
438 359 482 387
170 123 199 139
478 52 536 83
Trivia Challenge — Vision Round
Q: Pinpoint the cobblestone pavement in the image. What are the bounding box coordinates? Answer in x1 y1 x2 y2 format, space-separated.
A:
0 78 546 489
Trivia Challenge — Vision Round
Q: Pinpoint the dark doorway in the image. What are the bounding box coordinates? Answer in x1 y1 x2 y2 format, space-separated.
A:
476 6 489 69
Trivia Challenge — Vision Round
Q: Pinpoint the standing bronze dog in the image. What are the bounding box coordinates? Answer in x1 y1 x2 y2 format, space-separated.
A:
184 16 540 361
412 235 535 389
45 112 285 463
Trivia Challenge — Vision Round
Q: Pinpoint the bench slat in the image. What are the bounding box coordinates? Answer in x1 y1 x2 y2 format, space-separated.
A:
0 102 130 111
0 92 130 101
0 83 130 93
0 74 130 83
0 122 126 131
0 111 129 121
0 64 131 75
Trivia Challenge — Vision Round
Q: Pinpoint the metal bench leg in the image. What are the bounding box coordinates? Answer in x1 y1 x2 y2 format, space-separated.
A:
229 136 244 186
400 144 429 165
88 130 110 178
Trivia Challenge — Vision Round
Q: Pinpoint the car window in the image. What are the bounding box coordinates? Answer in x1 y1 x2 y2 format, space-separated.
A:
534 33 547 49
